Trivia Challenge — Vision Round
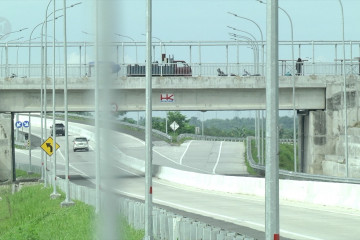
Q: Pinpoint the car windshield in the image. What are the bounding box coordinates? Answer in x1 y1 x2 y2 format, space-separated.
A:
75 138 87 142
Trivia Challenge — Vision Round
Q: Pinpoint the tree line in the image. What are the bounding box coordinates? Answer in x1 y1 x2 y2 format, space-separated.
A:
122 111 296 139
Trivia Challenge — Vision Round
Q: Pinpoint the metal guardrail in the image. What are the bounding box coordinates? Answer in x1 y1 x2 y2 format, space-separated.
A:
2 61 360 78
178 133 245 142
246 136 360 184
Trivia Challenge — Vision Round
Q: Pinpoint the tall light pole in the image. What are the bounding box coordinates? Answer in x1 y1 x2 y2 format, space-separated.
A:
265 0 279 239
0 28 27 77
114 33 138 63
228 12 264 76
28 15 63 78
145 0 153 239
30 2 81 77
257 0 297 172
0 28 28 41
228 26 260 74
50 0 61 199
142 33 165 62
17 37 39 76
4 37 23 78
42 0 53 188
229 33 259 73
338 0 348 177
60 0 74 207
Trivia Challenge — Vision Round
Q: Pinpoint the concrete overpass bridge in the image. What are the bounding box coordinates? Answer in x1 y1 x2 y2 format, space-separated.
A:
1 71 360 179
2 38 360 179
0 75 328 112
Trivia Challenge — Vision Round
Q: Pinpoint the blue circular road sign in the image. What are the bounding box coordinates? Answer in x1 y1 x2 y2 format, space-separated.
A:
15 121 22 128
23 121 30 128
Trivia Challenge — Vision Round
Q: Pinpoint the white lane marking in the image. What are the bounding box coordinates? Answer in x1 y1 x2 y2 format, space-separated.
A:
111 143 210 174
212 141 223 174
57 148 65 162
179 140 193 165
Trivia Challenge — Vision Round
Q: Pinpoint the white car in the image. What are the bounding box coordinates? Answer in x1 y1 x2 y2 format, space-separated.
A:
73 137 89 152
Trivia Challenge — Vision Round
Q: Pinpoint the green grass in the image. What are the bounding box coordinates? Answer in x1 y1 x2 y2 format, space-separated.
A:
14 144 27 150
279 144 296 171
0 184 144 240
250 139 296 171
16 169 41 179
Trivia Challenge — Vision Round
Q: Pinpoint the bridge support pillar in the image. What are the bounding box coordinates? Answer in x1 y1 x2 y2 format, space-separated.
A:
300 110 327 174
0 113 14 182
298 112 306 172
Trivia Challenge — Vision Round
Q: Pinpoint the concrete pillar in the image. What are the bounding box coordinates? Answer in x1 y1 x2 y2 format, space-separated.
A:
301 110 327 174
298 112 305 172
0 113 13 182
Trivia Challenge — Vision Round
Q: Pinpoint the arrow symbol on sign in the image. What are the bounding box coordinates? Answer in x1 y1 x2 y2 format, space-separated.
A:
46 143 53 153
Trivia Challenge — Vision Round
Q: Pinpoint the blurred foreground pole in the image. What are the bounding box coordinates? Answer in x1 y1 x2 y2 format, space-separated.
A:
60 0 74 207
145 0 153 239
95 0 118 239
265 0 279 240
50 0 60 200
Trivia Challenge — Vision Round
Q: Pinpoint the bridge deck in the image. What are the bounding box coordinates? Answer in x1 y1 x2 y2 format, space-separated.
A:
0 75 354 112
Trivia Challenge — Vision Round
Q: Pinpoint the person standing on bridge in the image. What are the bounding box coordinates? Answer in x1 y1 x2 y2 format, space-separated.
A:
296 57 303 76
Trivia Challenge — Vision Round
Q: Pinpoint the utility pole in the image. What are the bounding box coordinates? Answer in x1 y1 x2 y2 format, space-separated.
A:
265 0 280 239
145 0 153 238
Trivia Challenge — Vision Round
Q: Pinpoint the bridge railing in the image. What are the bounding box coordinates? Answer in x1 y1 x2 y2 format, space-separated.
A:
2 61 359 78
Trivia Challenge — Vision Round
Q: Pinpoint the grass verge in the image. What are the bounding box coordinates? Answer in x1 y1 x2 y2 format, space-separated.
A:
0 184 144 240
250 139 295 171
15 169 41 180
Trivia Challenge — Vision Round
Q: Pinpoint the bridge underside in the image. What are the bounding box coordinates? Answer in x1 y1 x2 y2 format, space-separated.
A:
0 87 325 112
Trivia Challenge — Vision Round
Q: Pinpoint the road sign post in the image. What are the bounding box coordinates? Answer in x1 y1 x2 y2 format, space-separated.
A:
26 114 32 174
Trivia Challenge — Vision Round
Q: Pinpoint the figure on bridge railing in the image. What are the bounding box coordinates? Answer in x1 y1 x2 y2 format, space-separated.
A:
217 68 226 76
217 68 237 76
296 57 303 76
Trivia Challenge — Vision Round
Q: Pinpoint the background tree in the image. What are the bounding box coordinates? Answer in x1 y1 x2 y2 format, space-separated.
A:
167 111 195 134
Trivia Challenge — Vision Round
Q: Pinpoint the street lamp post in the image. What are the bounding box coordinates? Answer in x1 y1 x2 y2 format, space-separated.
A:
0 28 28 41
41 0 53 188
338 0 348 177
50 0 61 199
228 12 264 76
29 15 63 78
0 27 27 77
60 0 74 207
142 34 165 62
228 26 260 74
257 0 297 172
17 38 39 77
114 33 138 63
144 0 153 238
4 37 23 78
229 33 259 73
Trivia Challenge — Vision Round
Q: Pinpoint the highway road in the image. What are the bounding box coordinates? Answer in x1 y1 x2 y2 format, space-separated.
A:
15 118 360 240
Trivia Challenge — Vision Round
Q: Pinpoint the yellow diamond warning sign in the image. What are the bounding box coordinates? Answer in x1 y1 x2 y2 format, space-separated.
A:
41 137 60 156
